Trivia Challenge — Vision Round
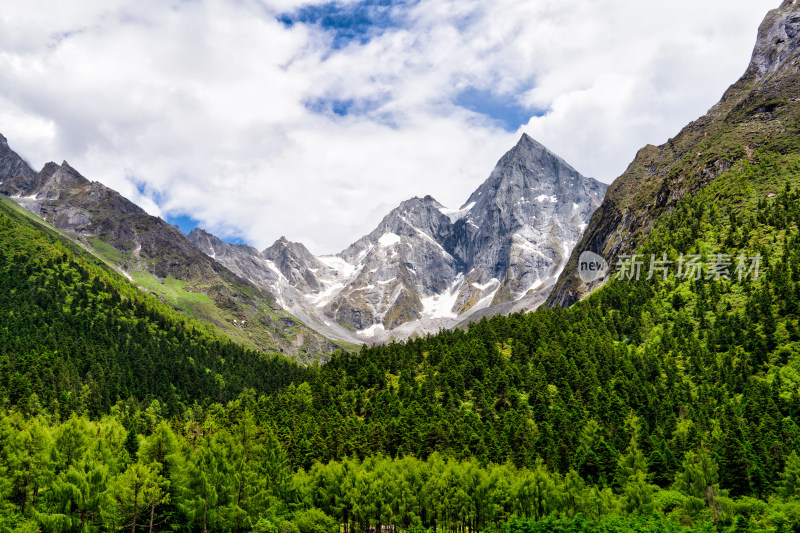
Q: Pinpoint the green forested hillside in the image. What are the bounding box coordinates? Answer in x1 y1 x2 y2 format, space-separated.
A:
549 0 800 308
0 195 307 417
0 412 722 533
2 149 800 530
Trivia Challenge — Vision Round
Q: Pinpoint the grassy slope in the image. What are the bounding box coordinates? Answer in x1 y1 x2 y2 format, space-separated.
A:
6 193 335 364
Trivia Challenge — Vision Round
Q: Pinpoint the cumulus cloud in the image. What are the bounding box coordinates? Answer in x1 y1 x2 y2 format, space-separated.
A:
0 0 776 253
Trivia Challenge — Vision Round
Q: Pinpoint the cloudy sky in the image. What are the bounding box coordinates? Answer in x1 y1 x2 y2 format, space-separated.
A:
0 0 776 254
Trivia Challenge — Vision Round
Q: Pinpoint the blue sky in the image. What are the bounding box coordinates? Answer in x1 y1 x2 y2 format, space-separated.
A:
454 88 544 132
166 213 247 245
279 0 415 49
0 0 776 253
279 0 537 133
168 213 203 235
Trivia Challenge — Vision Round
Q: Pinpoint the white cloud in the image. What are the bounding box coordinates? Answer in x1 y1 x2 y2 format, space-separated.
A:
0 0 777 254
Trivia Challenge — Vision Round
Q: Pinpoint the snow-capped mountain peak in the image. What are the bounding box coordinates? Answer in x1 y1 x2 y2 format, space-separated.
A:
192 134 607 343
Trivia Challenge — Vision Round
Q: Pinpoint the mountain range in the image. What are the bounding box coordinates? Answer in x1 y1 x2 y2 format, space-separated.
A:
3 1 800 530
7 0 793 350
190 134 606 343
1 127 606 349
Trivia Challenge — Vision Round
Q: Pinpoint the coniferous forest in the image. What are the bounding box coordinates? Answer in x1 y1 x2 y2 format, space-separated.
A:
3 144 800 532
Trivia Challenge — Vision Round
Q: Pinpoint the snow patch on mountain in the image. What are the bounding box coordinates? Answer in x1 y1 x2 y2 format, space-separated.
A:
438 201 475 223
378 233 401 246
421 275 463 319
357 323 386 336
472 278 500 291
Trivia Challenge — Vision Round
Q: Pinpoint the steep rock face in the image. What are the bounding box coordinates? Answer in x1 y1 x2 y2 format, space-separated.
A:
190 228 282 295
548 0 800 307
0 145 336 361
264 237 334 295
748 0 800 80
199 134 607 341
449 134 606 312
0 134 37 197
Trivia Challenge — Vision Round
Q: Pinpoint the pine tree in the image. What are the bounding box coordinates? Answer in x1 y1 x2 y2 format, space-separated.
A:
6 418 52 517
177 431 235 533
675 448 723 526
102 461 168 533
779 450 800 500
39 455 109 531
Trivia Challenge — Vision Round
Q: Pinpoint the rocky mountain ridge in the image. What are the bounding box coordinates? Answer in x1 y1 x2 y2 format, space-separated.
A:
0 138 337 361
548 0 800 307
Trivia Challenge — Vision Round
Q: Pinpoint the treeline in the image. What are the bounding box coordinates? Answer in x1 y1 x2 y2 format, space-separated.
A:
0 200 308 417
0 409 794 532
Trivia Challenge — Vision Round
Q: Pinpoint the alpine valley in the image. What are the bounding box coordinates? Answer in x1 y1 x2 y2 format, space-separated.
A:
3 1 800 532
